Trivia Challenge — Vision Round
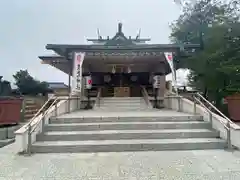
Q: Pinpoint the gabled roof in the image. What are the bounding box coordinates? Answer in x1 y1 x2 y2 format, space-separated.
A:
42 23 201 57
87 23 151 46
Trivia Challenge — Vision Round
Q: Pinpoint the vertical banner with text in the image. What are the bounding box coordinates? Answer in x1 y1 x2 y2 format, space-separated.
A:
72 52 85 93
164 52 177 91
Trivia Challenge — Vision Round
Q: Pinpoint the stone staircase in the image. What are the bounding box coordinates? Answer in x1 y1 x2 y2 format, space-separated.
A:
24 99 40 120
32 113 226 153
95 97 151 111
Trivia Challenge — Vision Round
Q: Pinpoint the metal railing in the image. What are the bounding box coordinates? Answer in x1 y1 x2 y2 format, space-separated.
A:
96 87 102 107
31 98 59 133
26 95 56 155
25 95 82 155
193 93 233 149
141 86 151 106
166 92 233 149
26 96 56 129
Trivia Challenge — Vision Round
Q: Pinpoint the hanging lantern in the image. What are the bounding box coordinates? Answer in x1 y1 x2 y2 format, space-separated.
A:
112 65 116 74
104 75 111 83
85 76 92 89
131 76 137 82
127 66 131 73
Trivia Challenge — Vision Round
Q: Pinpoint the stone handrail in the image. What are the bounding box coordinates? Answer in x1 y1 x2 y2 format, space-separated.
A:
194 93 234 129
165 93 240 149
15 95 82 154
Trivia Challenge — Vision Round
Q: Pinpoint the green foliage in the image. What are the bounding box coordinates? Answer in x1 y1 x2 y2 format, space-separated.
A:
171 0 240 108
13 70 49 95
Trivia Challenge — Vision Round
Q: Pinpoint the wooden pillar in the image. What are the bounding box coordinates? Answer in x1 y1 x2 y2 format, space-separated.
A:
81 72 85 98
65 50 71 95
67 50 72 113
68 61 71 95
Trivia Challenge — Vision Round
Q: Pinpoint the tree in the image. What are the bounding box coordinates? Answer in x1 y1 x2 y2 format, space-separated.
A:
171 0 240 109
0 76 12 96
13 70 49 95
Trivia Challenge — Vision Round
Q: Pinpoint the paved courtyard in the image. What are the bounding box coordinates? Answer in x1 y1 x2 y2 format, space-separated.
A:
1 142 240 179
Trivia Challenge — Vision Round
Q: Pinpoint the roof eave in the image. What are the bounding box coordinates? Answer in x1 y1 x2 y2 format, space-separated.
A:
46 43 200 51
38 55 65 60
46 44 67 56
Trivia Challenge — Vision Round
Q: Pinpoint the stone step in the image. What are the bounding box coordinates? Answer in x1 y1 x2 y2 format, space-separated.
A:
45 121 211 131
37 129 219 141
50 115 203 124
25 105 38 109
97 109 150 112
96 106 148 109
31 138 226 153
103 97 142 100
25 109 38 114
102 99 143 102
24 114 35 118
101 102 144 105
100 104 147 107
98 107 148 110
100 102 145 106
94 109 152 112
101 99 143 103
25 102 37 106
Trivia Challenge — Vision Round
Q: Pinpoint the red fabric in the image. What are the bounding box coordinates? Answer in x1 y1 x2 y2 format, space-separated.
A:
77 54 81 63
88 79 92 85
167 54 173 61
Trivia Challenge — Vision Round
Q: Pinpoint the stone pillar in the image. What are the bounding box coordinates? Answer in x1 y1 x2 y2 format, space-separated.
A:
156 75 166 108
166 81 172 93
157 75 166 98
81 76 86 98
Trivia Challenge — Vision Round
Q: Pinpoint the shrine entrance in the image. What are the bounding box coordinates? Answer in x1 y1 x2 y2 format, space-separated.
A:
110 65 131 97
107 73 133 97
114 87 130 97
101 71 144 97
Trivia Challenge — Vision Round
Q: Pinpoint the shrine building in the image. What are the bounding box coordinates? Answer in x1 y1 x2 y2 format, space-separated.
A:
39 23 199 100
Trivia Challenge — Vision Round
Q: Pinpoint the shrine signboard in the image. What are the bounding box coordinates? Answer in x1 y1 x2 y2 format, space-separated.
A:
72 52 85 93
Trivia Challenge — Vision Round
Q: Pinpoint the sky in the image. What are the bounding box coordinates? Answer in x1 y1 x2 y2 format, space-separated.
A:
0 0 188 87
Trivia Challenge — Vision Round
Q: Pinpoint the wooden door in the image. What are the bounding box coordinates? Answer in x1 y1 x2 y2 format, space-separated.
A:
114 87 130 97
